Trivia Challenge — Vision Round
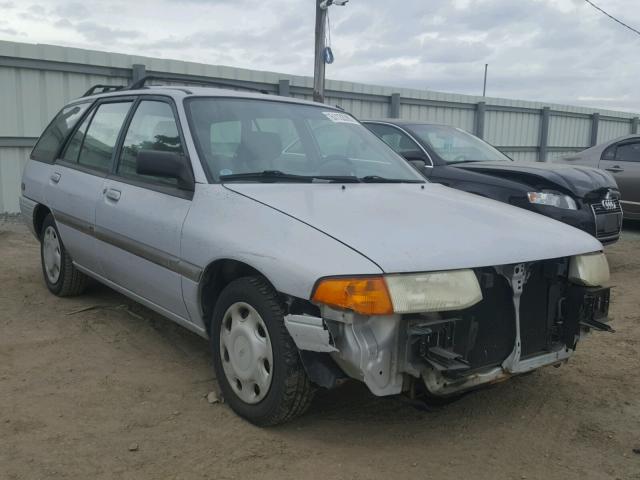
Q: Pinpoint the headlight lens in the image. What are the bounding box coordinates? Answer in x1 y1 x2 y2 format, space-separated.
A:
527 191 577 210
312 270 483 315
569 252 609 286
385 270 482 313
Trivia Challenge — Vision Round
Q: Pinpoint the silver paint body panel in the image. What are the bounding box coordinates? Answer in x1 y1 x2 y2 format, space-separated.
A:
225 182 603 273
96 178 192 319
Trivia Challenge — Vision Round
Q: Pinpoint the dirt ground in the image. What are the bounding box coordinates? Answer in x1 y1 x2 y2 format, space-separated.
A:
1 217 639 480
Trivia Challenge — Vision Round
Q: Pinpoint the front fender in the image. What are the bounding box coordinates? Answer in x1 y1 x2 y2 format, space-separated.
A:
180 185 382 327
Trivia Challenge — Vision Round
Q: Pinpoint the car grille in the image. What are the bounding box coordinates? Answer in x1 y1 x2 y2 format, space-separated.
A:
590 197 622 240
591 198 622 215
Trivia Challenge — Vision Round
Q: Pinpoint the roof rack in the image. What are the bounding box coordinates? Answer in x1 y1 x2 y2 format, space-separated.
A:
81 75 275 99
128 75 271 95
82 84 125 97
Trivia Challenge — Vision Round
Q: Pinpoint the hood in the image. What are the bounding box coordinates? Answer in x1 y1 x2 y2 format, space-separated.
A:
453 161 617 197
224 183 603 274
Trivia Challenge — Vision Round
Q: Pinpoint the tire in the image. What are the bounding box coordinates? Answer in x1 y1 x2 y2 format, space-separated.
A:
40 213 88 297
210 276 315 426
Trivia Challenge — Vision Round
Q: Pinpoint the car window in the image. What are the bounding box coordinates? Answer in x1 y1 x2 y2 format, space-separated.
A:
367 124 421 155
211 120 241 156
615 142 640 162
31 102 91 163
407 124 511 163
61 110 94 163
117 100 184 185
186 98 422 183
601 144 616 161
78 102 132 172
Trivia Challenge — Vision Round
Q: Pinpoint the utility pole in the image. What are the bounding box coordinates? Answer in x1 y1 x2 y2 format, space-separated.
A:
313 0 348 103
482 63 488 97
313 0 328 103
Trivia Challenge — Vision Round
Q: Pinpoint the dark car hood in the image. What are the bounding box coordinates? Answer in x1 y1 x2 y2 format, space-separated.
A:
453 161 617 198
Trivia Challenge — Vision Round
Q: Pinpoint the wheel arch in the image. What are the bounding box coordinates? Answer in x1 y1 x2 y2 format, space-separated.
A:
198 258 277 334
33 204 52 238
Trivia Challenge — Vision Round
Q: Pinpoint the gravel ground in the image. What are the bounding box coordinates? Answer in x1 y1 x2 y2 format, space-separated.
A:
1 218 639 480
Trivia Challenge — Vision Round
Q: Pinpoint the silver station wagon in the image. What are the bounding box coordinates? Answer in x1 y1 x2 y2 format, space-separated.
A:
20 80 613 425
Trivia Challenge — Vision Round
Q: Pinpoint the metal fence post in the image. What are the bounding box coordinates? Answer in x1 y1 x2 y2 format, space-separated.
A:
389 93 401 118
632 117 639 134
131 64 146 84
475 101 486 139
278 79 290 97
538 107 550 162
590 113 600 146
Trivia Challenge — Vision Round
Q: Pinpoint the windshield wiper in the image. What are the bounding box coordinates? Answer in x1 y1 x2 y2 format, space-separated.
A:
359 175 424 183
219 170 360 183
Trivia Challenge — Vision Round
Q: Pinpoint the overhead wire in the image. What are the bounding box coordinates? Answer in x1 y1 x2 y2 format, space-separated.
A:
582 0 640 37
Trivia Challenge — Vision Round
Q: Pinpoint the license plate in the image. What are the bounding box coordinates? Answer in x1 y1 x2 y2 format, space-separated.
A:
598 213 621 234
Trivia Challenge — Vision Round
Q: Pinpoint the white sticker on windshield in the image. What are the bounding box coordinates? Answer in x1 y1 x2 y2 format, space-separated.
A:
323 111 359 124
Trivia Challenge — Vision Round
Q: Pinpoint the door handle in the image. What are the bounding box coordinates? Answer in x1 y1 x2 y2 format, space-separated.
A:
105 188 121 201
605 166 624 173
50 172 61 184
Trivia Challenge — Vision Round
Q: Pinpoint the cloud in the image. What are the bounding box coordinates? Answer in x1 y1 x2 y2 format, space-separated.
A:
54 2 90 19
0 0 638 112
54 18 141 42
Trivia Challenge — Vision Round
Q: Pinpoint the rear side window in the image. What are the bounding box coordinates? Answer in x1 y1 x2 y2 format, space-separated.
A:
31 103 91 163
61 110 93 163
117 100 184 185
615 142 640 162
77 102 132 172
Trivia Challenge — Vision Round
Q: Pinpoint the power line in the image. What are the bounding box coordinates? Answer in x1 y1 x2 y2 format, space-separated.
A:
582 0 640 37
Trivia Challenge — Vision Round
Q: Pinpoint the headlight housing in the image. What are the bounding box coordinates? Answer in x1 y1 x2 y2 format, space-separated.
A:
527 191 577 210
312 270 483 315
569 252 610 286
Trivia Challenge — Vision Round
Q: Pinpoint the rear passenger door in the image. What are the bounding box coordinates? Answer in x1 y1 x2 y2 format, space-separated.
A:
600 140 640 216
95 98 193 319
48 100 133 275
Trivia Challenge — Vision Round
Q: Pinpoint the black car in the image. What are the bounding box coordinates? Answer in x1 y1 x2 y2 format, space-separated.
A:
364 120 622 244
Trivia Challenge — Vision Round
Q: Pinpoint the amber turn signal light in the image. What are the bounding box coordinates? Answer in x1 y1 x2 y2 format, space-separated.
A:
311 276 394 315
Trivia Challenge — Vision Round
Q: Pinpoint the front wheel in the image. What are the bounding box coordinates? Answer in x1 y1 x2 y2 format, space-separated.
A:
210 277 314 426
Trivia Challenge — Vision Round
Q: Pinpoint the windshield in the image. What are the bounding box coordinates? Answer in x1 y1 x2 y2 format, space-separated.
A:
185 98 424 182
407 124 511 164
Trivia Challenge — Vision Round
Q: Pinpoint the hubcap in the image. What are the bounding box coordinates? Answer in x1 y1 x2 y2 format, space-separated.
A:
219 302 273 404
42 226 62 284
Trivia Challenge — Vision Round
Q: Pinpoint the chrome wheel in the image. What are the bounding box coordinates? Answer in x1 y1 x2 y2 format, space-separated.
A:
219 301 273 404
42 226 62 284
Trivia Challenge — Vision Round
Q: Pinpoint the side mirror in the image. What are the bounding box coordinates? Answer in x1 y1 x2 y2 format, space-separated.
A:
401 150 429 171
136 150 194 191
402 150 428 163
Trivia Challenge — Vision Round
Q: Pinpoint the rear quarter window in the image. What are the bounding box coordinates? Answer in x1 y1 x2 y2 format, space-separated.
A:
31 102 92 163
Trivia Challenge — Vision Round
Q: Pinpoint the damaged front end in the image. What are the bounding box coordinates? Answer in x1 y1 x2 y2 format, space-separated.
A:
285 255 612 399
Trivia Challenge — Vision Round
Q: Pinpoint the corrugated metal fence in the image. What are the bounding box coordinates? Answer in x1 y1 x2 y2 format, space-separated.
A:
1 40 639 213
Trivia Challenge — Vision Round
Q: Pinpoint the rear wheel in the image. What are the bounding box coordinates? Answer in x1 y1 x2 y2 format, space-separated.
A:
210 276 314 426
40 214 88 297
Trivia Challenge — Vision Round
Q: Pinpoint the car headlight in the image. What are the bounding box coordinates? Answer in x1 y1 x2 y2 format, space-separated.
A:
569 252 609 286
527 192 577 210
312 270 483 315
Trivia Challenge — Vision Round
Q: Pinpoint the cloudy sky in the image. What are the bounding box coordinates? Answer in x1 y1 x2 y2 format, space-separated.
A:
1 0 639 112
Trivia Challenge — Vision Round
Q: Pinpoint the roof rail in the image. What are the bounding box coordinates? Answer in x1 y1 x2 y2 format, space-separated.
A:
83 84 125 97
129 75 271 95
